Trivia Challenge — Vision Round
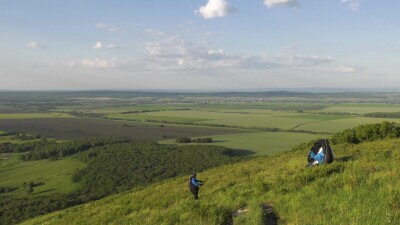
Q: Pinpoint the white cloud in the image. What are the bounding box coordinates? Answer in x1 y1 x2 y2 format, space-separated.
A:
106 44 116 49
145 29 165 36
338 65 358 73
145 43 163 56
143 36 194 57
92 41 117 49
286 55 333 66
25 41 47 49
208 49 225 56
95 23 124 32
264 0 299 8
340 0 360 11
142 36 333 71
195 0 235 19
177 59 185 66
93 42 103 49
81 58 117 68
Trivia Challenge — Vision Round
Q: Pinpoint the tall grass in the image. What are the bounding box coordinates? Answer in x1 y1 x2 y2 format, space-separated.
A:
23 139 400 225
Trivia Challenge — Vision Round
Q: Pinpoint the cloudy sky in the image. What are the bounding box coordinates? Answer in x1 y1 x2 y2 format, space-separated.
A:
0 0 399 90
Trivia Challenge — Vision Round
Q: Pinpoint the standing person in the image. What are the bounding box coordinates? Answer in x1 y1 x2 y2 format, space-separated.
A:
188 173 204 200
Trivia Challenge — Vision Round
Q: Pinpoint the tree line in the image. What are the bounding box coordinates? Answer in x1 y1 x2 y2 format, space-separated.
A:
175 137 213 143
364 112 400 119
19 137 129 160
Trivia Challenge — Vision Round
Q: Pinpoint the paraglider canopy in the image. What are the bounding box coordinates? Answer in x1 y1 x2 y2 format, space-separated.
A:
307 139 334 167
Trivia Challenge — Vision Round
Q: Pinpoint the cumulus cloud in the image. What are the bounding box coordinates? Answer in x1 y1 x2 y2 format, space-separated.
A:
81 58 118 68
177 59 185 66
195 0 235 19
286 55 333 66
142 36 333 71
337 65 359 73
95 23 124 32
145 29 165 36
340 0 360 11
264 0 299 8
25 41 47 49
92 41 116 49
144 42 163 56
93 42 103 49
208 49 225 56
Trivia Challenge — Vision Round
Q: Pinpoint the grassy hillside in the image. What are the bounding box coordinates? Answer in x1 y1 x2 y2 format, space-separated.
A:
0 154 85 198
22 138 400 225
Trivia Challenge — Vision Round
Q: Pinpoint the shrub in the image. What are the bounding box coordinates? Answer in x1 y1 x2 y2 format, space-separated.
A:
330 121 400 144
193 138 213 143
175 137 192 143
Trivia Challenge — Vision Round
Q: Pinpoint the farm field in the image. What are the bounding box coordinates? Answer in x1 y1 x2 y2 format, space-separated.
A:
0 118 242 140
52 104 193 114
0 113 73 120
322 103 400 114
2 92 400 157
0 154 85 198
53 101 328 115
160 131 322 155
107 110 349 131
294 117 400 133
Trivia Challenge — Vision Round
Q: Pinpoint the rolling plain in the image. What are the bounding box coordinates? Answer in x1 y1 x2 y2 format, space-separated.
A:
1 91 400 224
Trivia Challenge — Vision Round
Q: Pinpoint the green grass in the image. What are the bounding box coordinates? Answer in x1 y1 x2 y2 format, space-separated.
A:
108 110 400 134
160 131 323 155
322 103 400 114
0 113 73 119
0 133 57 144
188 102 327 111
108 113 207 123
294 117 400 133
0 154 85 198
22 139 400 225
281 114 350 121
0 138 40 144
53 104 193 114
107 110 327 130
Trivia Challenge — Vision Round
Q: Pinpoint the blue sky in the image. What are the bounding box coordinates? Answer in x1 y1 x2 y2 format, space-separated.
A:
0 0 399 90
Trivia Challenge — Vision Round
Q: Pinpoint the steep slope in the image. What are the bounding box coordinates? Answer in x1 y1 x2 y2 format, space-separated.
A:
23 139 400 225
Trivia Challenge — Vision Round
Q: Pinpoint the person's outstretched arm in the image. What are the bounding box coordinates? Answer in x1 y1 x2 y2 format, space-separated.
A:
191 178 202 186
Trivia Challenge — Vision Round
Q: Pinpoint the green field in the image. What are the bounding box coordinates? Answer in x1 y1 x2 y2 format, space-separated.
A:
160 131 322 155
0 154 85 198
22 138 400 225
0 113 73 120
107 110 345 130
322 103 400 114
106 109 400 134
0 118 242 140
53 104 193 114
294 117 400 133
